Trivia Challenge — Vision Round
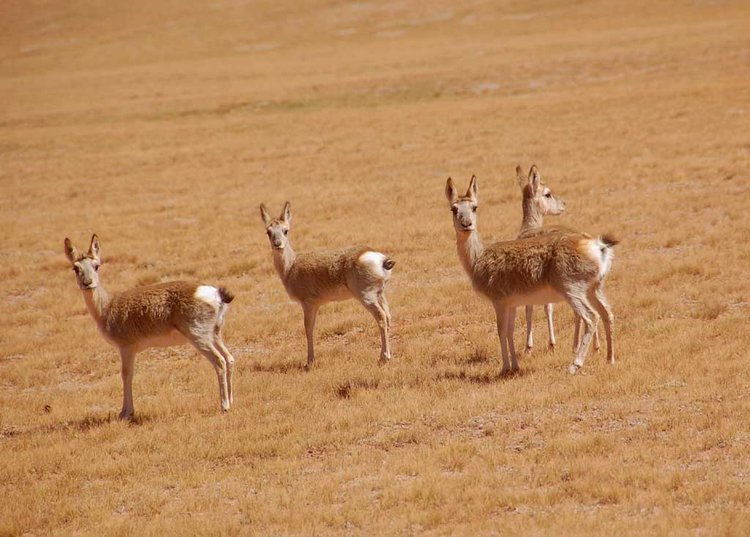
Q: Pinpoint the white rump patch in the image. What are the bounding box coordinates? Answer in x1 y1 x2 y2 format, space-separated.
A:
596 238 615 279
358 251 390 280
194 285 221 308
582 239 615 280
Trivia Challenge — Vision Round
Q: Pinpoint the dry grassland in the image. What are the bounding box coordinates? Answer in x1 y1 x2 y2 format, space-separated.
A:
2 0 750 534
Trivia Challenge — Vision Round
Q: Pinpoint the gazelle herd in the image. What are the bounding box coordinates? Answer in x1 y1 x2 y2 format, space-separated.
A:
65 166 617 418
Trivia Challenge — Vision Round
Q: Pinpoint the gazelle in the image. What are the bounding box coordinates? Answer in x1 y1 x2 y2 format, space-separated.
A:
64 234 236 419
515 164 566 354
260 202 395 368
514 165 600 355
445 176 617 374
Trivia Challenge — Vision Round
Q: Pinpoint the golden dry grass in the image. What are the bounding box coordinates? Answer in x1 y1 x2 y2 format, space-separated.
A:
2 0 750 534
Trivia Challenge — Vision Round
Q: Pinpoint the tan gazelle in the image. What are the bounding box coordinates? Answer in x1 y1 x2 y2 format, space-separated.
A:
260 202 395 368
514 165 600 355
445 176 617 374
64 234 236 419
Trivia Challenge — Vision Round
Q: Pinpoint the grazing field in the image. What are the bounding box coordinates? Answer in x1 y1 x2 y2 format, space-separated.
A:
2 0 750 534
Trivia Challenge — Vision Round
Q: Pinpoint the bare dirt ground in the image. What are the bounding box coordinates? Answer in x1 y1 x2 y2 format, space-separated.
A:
2 0 749 534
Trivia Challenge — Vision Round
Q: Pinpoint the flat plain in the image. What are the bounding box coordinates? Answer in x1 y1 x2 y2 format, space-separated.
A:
1 0 749 534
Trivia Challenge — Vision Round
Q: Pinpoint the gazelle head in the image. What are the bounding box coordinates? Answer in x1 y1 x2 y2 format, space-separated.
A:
445 175 478 233
64 234 102 290
516 165 565 216
260 202 292 250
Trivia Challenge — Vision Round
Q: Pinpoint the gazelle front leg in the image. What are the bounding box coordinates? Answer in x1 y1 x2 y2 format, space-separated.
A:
494 303 516 373
302 302 319 369
544 303 556 350
118 346 136 420
505 306 519 370
524 305 534 355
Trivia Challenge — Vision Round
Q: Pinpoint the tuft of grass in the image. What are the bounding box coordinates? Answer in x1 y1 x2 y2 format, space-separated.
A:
691 299 728 320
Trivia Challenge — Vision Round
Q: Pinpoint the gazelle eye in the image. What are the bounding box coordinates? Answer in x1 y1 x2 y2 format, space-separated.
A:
94 265 99 272
472 206 477 213
451 207 458 215
266 230 271 237
283 229 288 236
544 192 552 198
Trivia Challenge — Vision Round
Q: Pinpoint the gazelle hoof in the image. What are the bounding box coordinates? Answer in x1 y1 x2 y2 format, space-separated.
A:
568 364 580 375
524 346 533 356
548 343 556 352
118 410 133 421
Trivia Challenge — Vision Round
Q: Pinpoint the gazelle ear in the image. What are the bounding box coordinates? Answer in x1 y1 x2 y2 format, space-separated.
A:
260 204 272 226
529 165 541 195
88 234 101 263
516 165 526 190
64 238 79 264
445 177 458 205
281 201 292 225
467 175 478 201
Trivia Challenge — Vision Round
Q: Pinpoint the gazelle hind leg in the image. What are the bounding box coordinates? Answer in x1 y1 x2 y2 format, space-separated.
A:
377 291 392 333
565 294 598 374
214 326 235 404
573 315 593 353
524 305 534 355
360 292 390 363
189 338 230 412
588 285 615 363
593 326 601 352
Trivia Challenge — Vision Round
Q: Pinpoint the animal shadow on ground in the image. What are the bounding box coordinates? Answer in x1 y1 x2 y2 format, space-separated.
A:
334 377 381 399
244 360 307 374
438 349 535 384
0 412 151 439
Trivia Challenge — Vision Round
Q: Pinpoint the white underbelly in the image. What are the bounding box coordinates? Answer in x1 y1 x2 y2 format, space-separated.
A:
293 286 353 304
326 287 355 302
506 286 564 307
133 330 189 352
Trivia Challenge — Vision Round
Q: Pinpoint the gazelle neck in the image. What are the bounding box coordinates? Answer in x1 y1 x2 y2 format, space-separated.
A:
272 243 297 281
455 229 484 276
520 198 544 235
82 285 111 329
